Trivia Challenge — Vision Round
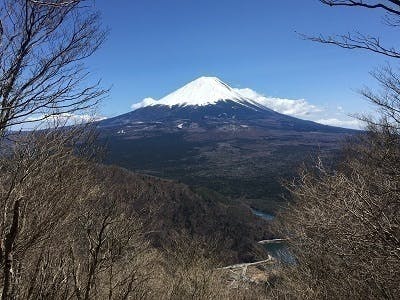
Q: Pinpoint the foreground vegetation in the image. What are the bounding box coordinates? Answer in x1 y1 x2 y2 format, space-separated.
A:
0 129 275 299
1 126 399 299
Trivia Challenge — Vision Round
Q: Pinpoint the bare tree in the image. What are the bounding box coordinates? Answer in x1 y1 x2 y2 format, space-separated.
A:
269 2 400 298
68 190 156 300
0 0 107 137
274 132 400 299
0 128 96 299
0 128 160 300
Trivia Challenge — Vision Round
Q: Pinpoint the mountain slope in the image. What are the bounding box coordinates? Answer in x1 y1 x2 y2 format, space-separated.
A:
99 77 357 213
94 164 271 263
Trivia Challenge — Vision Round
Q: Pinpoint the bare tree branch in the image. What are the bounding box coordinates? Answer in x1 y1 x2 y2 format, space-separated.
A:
302 1 400 58
320 0 400 15
28 0 80 7
301 31 400 58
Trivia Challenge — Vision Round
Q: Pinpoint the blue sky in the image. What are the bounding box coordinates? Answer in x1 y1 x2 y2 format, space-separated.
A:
88 0 398 128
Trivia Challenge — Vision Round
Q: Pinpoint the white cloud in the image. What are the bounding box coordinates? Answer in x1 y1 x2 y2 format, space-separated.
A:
316 118 364 129
60 113 107 123
234 88 322 117
17 113 107 131
232 88 364 129
27 113 107 123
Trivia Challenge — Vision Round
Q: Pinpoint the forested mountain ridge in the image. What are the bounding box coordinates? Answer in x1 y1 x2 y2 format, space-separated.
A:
93 164 271 263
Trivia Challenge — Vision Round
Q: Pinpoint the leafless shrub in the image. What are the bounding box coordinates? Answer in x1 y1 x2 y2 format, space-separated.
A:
273 129 400 299
0 129 159 300
68 188 158 300
0 128 92 299
271 2 400 299
159 232 227 300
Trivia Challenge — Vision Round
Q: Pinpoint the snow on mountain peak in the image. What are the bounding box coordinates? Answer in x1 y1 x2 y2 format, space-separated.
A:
130 76 320 117
132 76 254 110
127 77 359 129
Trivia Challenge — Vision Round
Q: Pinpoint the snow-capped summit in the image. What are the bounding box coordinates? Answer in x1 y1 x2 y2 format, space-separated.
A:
131 76 266 110
103 76 358 131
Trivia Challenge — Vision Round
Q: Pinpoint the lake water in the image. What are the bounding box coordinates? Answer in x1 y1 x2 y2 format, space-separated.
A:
251 208 296 265
250 208 275 220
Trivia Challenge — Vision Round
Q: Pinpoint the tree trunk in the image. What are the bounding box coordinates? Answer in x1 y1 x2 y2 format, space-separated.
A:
1 200 20 300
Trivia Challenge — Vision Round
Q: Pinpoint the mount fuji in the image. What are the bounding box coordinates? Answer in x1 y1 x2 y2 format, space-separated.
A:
101 76 350 133
99 77 356 213
131 76 269 110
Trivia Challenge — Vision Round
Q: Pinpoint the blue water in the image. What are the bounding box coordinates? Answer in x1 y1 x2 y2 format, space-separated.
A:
251 208 296 265
264 242 296 265
250 208 275 221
